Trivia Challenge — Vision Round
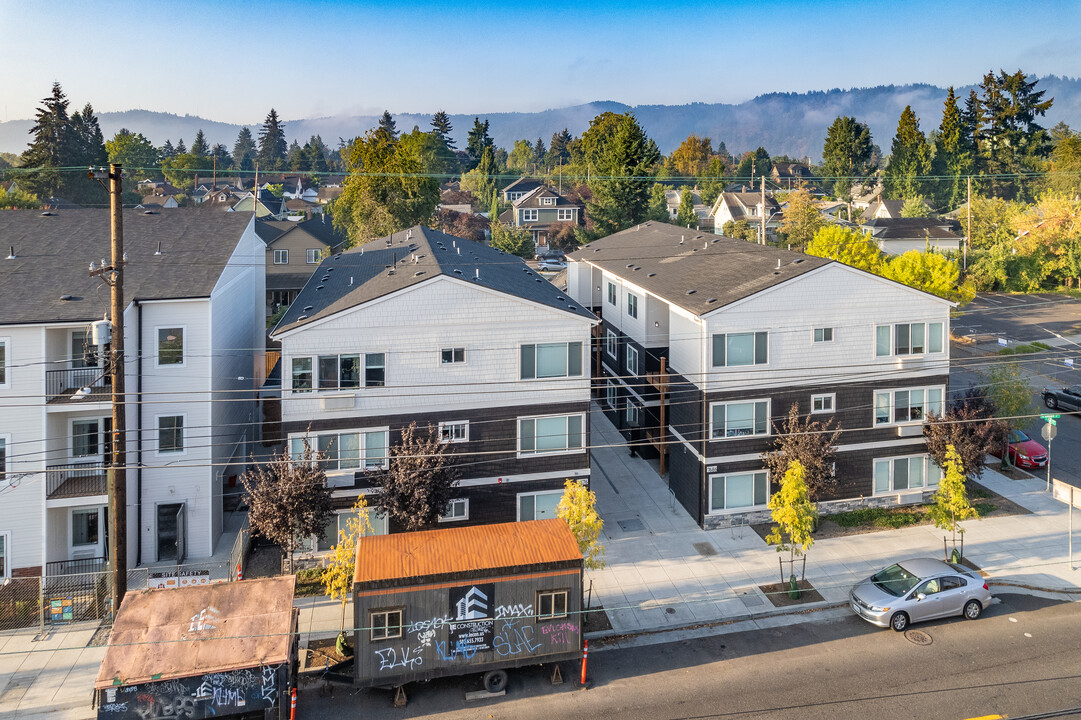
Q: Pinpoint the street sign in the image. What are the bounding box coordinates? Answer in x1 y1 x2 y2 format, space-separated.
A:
1042 423 1058 442
998 337 1008 346
1040 414 1061 423
1052 478 1081 509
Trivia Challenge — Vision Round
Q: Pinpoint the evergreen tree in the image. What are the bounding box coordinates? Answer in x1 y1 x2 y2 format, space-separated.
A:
287 140 304 171
159 139 176 160
932 88 971 210
210 143 232 171
175 138 187 154
233 127 256 170
430 110 454 148
257 108 287 170
821 116 874 197
883 105 932 200
547 128 572 165
675 187 697 227
191 129 210 157
465 117 493 171
19 82 74 199
533 137 546 168
582 112 659 235
69 102 106 169
378 110 398 140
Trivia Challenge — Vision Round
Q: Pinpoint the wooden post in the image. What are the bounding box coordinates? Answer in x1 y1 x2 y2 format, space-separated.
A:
107 163 127 613
658 357 667 475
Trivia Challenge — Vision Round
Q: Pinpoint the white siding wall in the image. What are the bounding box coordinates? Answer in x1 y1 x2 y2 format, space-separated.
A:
644 294 670 348
667 308 705 379
279 276 594 421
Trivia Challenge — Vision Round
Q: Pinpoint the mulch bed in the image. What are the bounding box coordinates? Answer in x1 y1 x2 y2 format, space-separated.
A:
582 604 612 633
302 636 348 671
758 580 824 608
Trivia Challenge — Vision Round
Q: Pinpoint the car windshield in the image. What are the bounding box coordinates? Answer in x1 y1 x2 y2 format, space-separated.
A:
871 563 921 597
1009 429 1030 443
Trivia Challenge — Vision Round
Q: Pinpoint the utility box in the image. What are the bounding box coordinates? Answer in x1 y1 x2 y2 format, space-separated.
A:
353 519 583 693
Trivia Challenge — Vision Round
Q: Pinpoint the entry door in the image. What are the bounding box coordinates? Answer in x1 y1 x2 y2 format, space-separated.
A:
176 506 186 564
157 503 185 562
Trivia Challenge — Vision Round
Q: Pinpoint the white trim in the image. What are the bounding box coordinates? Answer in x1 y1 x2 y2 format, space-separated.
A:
305 248 322 264
702 436 927 465
154 325 187 368
154 413 188 456
626 292 638 319
70 416 109 462
272 249 289 265
455 468 589 488
626 345 639 376
516 489 564 521
0 336 10 390
440 347 466 365
288 426 391 472
708 398 771 440
516 412 586 458
707 469 770 515
669 426 705 462
438 498 469 523
0 530 10 581
811 393 836 414
438 420 469 443
605 329 617 358
873 385 946 428
812 327 834 343
873 453 942 495
0 433 9 476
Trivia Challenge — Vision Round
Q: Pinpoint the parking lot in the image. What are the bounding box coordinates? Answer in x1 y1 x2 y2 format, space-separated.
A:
953 292 1081 342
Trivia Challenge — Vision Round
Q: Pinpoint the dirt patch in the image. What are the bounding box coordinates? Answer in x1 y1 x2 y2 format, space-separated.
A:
244 544 284 579
758 580 824 608
303 636 349 671
582 604 612 633
993 464 1037 481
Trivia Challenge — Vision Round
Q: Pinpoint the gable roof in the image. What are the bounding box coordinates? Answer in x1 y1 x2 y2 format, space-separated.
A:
502 177 544 197
862 217 961 239
272 225 595 335
710 191 779 221
567 221 830 316
255 216 346 249
512 185 578 209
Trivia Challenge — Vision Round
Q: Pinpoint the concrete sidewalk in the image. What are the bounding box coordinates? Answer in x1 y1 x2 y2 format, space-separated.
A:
586 405 1081 646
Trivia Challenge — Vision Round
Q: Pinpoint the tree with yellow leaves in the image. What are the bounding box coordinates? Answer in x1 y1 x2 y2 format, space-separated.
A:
322 494 375 637
766 460 817 583
556 479 605 570
928 444 977 561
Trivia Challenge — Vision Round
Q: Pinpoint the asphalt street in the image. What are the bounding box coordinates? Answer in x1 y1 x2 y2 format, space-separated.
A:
953 293 1081 342
301 594 1081 720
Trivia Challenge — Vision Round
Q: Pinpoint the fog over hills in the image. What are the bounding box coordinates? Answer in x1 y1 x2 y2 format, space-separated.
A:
2 76 1078 161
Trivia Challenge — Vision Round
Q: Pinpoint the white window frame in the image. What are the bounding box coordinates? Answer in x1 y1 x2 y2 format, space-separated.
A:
813 327 834 343
605 329 618 358
521 209 538 222
0 433 8 478
711 331 769 368
708 470 770 514
607 282 616 305
0 337 10 389
541 197 556 206
70 417 110 461
306 248 321 264
557 208 574 221
291 356 314 393
626 293 638 319
873 385 946 427
873 454 943 494
438 420 469 443
155 413 187 456
811 393 836 414
709 399 771 440
317 354 362 391
440 347 465 364
517 413 586 458
875 322 945 358
273 249 289 264
289 428 390 473
606 380 618 409
537 589 569 620
370 608 404 641
626 399 641 426
71 507 102 548
516 489 564 521
155 326 186 367
626 345 639 376
438 498 469 523
0 530 9 581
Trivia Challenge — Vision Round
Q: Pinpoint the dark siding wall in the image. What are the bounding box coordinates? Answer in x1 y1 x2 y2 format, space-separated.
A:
666 372 704 523
385 478 571 533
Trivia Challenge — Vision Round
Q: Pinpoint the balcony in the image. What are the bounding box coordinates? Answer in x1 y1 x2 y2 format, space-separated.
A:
46 462 107 499
45 367 110 404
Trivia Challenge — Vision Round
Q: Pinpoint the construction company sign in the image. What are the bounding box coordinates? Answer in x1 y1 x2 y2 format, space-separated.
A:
149 569 211 590
448 584 494 653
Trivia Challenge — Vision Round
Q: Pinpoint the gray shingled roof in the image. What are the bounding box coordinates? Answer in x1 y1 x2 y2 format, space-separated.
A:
272 225 595 335
567 221 830 316
0 209 253 325
863 217 961 239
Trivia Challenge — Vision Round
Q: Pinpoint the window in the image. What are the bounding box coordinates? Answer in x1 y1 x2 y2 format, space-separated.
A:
70 330 97 369
605 380 618 409
439 421 468 443
626 400 641 426
72 509 99 546
0 338 7 387
370 609 403 641
0 531 8 580
626 345 639 376
537 590 568 620
289 429 389 471
306 248 321 264
813 327 834 343
441 347 465 364
709 471 769 512
873 455 942 493
518 414 584 456
273 249 289 264
627 293 638 319
541 197 556 206
520 342 583 379
158 416 184 453
873 386 944 425
811 393 835 414
875 322 944 357
157 328 184 366
317 354 360 390
439 499 469 522
607 282 616 305
711 332 768 367
518 490 563 520
365 353 385 387
521 209 538 222
0 436 6 476
710 400 770 439
557 208 574 221
72 419 105 458
291 357 313 392
605 329 617 358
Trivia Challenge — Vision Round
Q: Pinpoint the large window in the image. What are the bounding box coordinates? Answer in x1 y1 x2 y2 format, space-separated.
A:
711 400 770 439
518 490 563 520
521 209 538 222
712 332 768 367
874 386 945 425
290 430 389 471
537 590 568 620
626 345 639 376
157 328 184 366
72 418 111 458
291 357 313 392
873 455 943 493
370 609 404 641
294 353 383 391
875 322 944 357
157 416 184 453
627 293 638 319
518 414 584 456
72 508 100 546
273 249 289 264
709 471 769 512
520 342 583 380
605 330 617 359
318 355 360 390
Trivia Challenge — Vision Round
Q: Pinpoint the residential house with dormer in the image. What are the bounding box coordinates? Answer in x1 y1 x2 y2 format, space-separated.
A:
498 185 583 250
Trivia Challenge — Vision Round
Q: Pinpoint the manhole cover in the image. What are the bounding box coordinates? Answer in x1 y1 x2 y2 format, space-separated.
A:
617 518 645 532
693 542 717 556
904 629 933 646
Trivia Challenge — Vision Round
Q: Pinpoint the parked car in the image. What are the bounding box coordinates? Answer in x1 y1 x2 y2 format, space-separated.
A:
849 558 992 632
989 429 1048 468
538 258 567 271
1042 385 1081 411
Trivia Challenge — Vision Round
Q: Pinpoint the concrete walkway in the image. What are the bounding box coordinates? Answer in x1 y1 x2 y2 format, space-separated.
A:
586 404 1081 646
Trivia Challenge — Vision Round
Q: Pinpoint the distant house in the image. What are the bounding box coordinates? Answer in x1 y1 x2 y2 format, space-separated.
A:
498 185 583 250
864 198 934 220
284 198 322 216
710 192 781 239
257 215 347 316
770 162 816 188
231 190 286 218
861 217 963 255
136 195 179 209
664 188 711 227
316 186 342 204
501 177 545 203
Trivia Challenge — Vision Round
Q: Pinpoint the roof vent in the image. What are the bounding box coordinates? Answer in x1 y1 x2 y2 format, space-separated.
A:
454 269 463 274
647 272 656 278
777 259 782 269
385 239 393 246
680 235 685 244
143 210 156 215
316 284 325 290
593 248 599 252
557 297 565 302
457 247 461 255
154 241 163 256
414 271 425 277
303 305 313 311
40 211 55 216
626 263 634 269
706 298 717 304
326 267 334 272
536 278 542 283
5 246 14 260
475 268 480 279
686 289 697 295
59 294 72 301
794 258 805 264
321 275 330 281
298 314 309 320
568 306 577 310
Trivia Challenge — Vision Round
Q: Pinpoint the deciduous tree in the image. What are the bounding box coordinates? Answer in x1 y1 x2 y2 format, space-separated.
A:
901 196 932 217
882 250 961 301
322 494 374 633
924 403 1002 485
987 361 1035 466
766 461 817 582
928 445 977 559
675 187 697 227
489 219 535 258
556 479 605 570
375 422 460 531
761 403 842 502
805 225 883 273
779 188 824 249
670 134 712 177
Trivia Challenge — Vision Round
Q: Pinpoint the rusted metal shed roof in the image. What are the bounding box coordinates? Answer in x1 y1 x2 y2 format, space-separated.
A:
94 576 296 690
354 519 582 586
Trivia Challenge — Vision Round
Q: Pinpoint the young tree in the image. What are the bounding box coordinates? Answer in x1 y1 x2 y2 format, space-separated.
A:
884 106 932 201
257 108 288 170
986 361 1035 466
675 187 697 227
761 403 842 502
766 460 817 583
0 186 40 209
556 479 605 570
506 139 534 172
241 445 334 572
805 225 883 273
928 445 977 560
722 219 759 242
779 188 824 249
821 116 875 197
901 196 932 217
322 494 375 633
378 110 398 140
375 423 460 532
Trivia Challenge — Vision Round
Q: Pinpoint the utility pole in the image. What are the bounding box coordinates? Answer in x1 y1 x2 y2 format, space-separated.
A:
89 163 127 615
760 175 766 245
966 175 972 252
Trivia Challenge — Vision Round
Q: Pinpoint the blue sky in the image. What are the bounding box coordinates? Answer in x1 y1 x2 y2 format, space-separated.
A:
1 0 1078 124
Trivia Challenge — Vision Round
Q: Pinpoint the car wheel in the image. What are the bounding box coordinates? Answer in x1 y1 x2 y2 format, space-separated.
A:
1046 395 1057 409
890 612 909 632
964 599 982 620
483 670 508 693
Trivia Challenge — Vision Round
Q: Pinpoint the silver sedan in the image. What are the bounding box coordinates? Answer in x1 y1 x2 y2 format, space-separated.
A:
849 558 992 632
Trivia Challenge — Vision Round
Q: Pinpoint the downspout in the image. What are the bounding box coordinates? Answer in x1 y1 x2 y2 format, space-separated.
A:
135 300 143 566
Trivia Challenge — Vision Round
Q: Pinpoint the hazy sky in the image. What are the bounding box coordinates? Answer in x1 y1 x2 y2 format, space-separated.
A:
1 0 1078 124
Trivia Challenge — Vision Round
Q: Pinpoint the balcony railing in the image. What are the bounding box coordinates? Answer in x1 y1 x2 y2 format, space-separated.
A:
46 462 107 499
45 367 110 404
45 556 107 578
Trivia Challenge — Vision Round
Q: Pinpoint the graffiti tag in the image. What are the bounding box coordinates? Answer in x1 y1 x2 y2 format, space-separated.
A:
493 620 542 657
495 604 533 619
375 646 424 671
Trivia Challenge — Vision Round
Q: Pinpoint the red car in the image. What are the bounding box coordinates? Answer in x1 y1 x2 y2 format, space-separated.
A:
990 429 1048 469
